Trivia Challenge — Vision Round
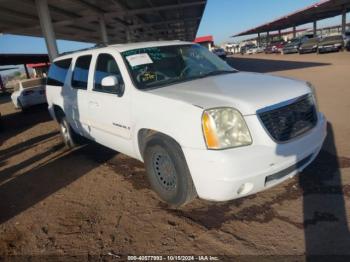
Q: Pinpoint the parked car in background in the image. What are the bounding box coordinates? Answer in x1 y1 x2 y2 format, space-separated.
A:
240 44 255 55
211 48 226 59
343 31 350 47
318 35 344 54
11 77 47 110
245 46 256 55
299 37 319 54
265 40 285 54
246 46 264 55
346 39 350 51
46 41 326 207
282 36 309 54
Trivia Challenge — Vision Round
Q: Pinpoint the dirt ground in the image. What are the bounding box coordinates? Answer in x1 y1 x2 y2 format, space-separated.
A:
0 52 350 260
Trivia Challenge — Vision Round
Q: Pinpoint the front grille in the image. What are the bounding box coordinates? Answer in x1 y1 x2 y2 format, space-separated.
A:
259 95 317 142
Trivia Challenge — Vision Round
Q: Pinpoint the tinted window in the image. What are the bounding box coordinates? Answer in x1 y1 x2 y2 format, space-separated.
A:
72 55 92 89
47 59 71 86
94 53 124 93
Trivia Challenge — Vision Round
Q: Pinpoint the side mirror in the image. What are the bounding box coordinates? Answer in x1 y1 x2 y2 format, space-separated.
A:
101 75 119 87
101 75 124 96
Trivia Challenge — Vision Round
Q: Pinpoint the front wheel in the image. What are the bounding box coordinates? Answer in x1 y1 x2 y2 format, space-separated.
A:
144 136 197 207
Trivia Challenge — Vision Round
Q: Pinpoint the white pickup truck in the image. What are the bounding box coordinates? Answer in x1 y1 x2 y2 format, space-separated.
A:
11 77 47 110
46 41 327 206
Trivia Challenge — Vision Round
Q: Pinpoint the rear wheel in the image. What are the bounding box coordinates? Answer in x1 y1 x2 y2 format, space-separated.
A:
17 99 26 112
144 135 197 207
58 115 80 149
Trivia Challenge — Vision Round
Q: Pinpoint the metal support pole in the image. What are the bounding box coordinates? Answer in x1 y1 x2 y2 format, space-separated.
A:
313 20 317 37
293 26 296 38
35 0 58 61
258 32 261 46
278 29 281 39
98 15 109 45
267 31 270 43
24 64 30 79
126 27 131 43
342 9 346 35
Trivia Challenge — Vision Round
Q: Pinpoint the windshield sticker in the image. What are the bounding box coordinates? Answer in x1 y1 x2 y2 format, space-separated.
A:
126 53 153 67
140 72 156 83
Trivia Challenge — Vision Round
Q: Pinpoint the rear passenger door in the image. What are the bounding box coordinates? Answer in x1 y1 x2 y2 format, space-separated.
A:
65 55 92 136
87 52 132 153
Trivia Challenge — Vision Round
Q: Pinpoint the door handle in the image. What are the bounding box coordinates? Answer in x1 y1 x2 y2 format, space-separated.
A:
89 101 99 107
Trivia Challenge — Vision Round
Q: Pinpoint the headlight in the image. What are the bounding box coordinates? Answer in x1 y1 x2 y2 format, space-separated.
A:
202 108 252 149
307 82 319 111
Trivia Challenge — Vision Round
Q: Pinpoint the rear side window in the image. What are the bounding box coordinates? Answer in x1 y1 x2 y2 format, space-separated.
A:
71 55 92 89
47 59 72 86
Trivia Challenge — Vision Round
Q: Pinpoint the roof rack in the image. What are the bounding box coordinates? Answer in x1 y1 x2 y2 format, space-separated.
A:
58 43 108 57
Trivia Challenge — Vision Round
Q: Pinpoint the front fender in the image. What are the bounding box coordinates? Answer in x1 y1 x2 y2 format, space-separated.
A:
131 91 205 161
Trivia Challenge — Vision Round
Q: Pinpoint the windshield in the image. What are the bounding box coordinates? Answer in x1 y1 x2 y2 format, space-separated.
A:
122 44 235 90
321 35 342 42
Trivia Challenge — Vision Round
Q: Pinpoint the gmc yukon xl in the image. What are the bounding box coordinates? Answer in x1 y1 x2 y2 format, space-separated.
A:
46 41 327 206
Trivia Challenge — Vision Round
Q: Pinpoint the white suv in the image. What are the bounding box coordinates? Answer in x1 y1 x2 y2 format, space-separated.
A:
46 41 327 206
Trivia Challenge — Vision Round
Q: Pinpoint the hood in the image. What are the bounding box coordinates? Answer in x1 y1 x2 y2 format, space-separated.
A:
284 42 299 48
148 72 311 115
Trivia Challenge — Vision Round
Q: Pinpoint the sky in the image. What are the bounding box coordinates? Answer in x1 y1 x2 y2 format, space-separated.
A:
0 0 348 56
197 0 347 43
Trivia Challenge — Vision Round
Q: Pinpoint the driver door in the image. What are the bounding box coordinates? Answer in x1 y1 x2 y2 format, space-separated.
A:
87 52 132 154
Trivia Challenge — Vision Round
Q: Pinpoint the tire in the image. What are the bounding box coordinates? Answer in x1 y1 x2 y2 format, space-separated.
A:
17 99 27 112
144 135 197 207
58 115 80 149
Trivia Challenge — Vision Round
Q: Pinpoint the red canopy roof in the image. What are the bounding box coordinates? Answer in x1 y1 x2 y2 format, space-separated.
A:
233 0 350 37
27 63 49 68
194 35 213 43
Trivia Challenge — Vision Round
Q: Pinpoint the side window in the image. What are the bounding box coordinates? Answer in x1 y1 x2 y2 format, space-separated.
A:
47 59 72 86
94 53 124 93
71 55 92 90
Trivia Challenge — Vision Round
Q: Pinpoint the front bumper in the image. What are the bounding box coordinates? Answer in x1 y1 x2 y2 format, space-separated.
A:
183 112 327 201
299 47 317 53
319 45 341 52
283 47 298 54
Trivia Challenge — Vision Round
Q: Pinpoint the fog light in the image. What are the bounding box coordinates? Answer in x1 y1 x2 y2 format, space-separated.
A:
237 183 254 195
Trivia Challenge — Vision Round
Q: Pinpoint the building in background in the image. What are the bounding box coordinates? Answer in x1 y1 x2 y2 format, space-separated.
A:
194 35 214 50
27 63 50 78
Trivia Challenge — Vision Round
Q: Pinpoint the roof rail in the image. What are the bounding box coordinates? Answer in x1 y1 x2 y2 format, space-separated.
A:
58 43 108 57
